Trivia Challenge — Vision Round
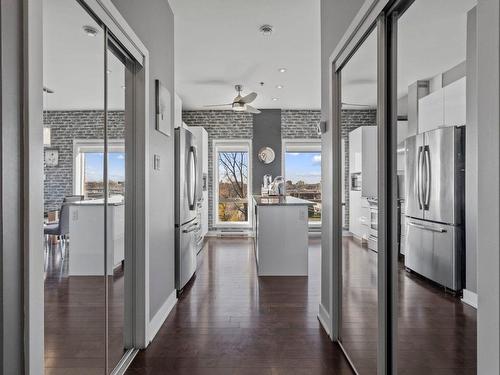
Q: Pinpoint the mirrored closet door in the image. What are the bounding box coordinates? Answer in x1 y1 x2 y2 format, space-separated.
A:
338 24 379 375
43 0 140 373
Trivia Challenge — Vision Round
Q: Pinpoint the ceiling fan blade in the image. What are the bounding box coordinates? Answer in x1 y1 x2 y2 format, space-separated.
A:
203 103 233 108
245 105 261 114
239 92 257 104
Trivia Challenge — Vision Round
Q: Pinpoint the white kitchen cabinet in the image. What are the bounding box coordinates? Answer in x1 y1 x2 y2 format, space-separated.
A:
174 93 182 129
418 77 466 132
348 126 377 239
349 190 370 240
187 125 209 237
444 77 466 126
419 89 444 132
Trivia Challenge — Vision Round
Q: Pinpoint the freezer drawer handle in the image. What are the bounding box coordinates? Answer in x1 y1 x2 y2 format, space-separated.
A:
407 221 447 233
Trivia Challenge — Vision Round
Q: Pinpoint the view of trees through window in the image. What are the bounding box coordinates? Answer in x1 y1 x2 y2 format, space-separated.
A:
285 151 321 222
83 152 125 199
217 151 249 223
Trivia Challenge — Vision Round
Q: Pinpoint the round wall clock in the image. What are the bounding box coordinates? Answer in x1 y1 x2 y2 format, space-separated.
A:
258 147 275 164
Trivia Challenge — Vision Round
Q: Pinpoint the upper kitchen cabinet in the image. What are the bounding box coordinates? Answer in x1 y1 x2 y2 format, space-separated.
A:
419 89 444 132
174 93 183 129
418 76 466 132
349 126 378 198
444 77 466 126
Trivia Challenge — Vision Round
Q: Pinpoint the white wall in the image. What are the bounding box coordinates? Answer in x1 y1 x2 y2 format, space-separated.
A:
477 0 500 372
320 0 365 331
110 0 176 321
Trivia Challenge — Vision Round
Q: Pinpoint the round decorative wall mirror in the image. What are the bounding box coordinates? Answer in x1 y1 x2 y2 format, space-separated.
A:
258 147 275 164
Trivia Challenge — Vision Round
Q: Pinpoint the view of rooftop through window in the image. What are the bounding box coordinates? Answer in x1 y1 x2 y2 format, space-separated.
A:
285 151 321 222
84 152 125 199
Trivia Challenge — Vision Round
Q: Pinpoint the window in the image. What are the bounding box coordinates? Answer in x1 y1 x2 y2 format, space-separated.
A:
214 140 252 227
283 140 322 225
73 139 125 200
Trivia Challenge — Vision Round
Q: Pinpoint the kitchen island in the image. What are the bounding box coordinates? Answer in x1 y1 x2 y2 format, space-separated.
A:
253 195 313 276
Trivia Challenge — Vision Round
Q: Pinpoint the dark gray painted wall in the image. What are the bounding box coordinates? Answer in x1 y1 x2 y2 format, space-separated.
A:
252 109 282 194
1 0 24 372
110 0 176 321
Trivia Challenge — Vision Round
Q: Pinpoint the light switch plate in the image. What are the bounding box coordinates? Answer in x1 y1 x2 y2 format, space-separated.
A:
154 154 161 170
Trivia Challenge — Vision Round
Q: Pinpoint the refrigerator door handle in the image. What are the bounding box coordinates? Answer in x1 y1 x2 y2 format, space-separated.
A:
423 145 431 210
407 221 447 233
417 146 423 209
188 146 197 210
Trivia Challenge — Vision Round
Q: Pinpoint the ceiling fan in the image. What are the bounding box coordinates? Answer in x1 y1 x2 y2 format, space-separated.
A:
205 85 261 114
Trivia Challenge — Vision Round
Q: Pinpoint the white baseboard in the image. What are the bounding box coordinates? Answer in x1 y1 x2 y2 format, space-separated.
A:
148 290 177 342
317 303 331 337
461 289 478 309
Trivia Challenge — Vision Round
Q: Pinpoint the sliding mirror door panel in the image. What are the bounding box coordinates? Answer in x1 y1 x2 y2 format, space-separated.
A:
339 25 379 374
43 0 106 373
395 0 476 373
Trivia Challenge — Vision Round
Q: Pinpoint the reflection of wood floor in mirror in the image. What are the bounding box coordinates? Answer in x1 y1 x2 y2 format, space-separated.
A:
126 238 355 375
44 241 125 375
341 237 476 375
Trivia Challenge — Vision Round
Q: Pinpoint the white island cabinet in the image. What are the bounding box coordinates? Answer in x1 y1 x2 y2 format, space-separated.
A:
253 195 313 276
67 198 125 276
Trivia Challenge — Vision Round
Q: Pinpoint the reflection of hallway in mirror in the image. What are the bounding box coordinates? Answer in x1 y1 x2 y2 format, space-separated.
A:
44 242 124 375
341 237 378 375
341 237 477 374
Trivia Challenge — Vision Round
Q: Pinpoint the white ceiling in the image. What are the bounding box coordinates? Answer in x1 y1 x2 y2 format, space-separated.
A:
169 0 321 110
341 0 477 108
43 0 125 110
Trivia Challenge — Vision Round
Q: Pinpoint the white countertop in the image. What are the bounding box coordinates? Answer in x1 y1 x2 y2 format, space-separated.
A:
253 195 314 206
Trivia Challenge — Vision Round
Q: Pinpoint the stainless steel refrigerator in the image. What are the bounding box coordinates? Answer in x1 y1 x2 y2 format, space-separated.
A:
175 127 199 291
404 126 465 291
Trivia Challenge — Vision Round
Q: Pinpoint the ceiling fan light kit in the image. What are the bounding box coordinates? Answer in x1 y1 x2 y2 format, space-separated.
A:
205 84 261 114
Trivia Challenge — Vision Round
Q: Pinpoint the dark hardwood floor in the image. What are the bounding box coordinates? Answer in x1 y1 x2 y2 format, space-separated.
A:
340 236 477 375
126 237 354 375
44 236 476 374
44 241 125 375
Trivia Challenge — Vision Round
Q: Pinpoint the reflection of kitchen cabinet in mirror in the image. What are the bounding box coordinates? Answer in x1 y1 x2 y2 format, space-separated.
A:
258 147 275 164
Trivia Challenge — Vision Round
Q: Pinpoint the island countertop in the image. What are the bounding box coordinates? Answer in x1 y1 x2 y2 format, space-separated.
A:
253 195 314 206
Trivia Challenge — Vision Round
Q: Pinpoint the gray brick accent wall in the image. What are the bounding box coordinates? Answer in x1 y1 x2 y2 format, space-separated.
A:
341 109 377 228
183 109 322 230
43 110 125 213
281 110 321 139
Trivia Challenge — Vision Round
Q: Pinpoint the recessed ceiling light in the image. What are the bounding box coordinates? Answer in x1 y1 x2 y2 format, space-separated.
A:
82 25 98 37
276 85 284 89
107 69 112 74
272 97 280 101
278 68 287 73
259 24 273 36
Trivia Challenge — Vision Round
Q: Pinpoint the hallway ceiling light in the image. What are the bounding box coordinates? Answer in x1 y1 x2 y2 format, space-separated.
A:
276 85 284 89
259 24 273 36
278 68 287 73
82 25 98 37
272 97 280 101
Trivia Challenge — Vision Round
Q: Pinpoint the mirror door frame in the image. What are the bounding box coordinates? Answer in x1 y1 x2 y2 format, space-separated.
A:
24 0 150 372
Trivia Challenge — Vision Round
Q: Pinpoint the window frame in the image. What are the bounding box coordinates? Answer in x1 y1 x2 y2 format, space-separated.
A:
281 138 322 227
73 138 125 197
213 139 253 228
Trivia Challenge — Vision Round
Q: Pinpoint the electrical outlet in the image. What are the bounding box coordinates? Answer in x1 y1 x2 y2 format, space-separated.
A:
72 210 78 221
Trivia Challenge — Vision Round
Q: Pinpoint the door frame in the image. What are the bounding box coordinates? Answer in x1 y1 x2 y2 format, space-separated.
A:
24 0 150 372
